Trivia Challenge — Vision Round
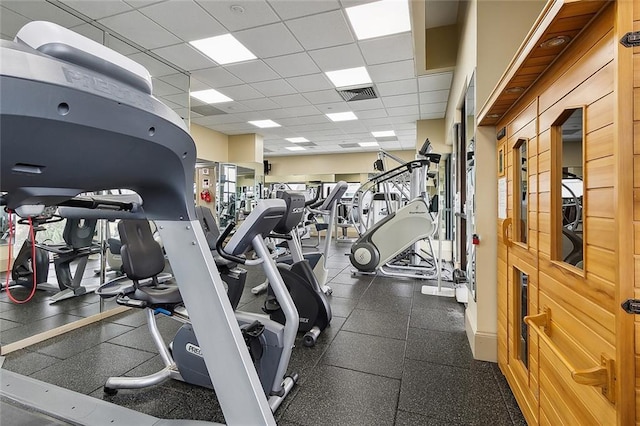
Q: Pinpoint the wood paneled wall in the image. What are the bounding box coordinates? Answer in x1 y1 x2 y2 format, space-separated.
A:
497 3 621 424
633 1 640 423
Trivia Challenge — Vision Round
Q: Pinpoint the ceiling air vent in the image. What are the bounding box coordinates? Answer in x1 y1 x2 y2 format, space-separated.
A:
339 143 359 148
337 86 378 102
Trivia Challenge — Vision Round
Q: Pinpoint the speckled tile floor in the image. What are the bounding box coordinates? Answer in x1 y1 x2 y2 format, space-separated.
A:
1 241 526 425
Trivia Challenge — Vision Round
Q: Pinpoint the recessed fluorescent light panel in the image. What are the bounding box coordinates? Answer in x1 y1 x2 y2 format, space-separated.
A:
325 67 372 88
286 146 306 151
286 137 309 143
326 111 358 122
358 141 379 147
190 34 256 65
248 120 281 128
346 0 411 41
371 130 395 137
190 89 233 104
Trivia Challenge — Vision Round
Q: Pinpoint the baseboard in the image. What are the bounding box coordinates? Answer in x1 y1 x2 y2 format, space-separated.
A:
465 313 498 362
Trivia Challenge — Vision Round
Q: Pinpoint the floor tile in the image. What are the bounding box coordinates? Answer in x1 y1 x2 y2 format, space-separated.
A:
356 292 412 315
342 309 409 340
106 309 147 327
366 280 415 298
395 409 465 426
31 342 156 395
405 327 477 369
327 296 358 318
281 365 400 426
0 313 84 345
3 349 62 376
326 282 369 299
329 273 373 286
107 316 182 353
0 317 21 332
398 359 512 426
411 292 464 312
409 305 465 333
322 330 405 379
29 321 133 359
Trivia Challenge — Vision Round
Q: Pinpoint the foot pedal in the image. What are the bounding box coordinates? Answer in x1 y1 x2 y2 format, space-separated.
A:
453 269 467 284
241 320 265 362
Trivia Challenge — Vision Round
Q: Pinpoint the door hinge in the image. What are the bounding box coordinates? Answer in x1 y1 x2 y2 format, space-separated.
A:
620 31 640 47
622 299 640 314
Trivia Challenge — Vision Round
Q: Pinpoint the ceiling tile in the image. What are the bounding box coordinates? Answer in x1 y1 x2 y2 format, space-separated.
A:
251 79 297 97
386 105 419 116
0 7 29 39
217 84 265 101
382 93 419 108
224 60 280 83
124 0 166 7
271 94 311 108
152 78 185 96
128 52 181 77
285 10 354 50
192 67 243 88
68 24 105 44
4 0 85 27
359 33 413 65
140 1 227 41
356 109 389 120
152 44 214 71
376 79 418 97
419 89 450 104
286 73 333 92
60 0 132 19
264 53 320 78
418 72 454 91
240 97 281 110
162 93 190 108
235 23 303 59
420 102 447 114
159 73 190 90
368 60 415 83
263 108 298 119
99 10 181 49
420 112 444 120
296 115 331 125
104 35 140 56
347 98 384 111
307 43 365 71
215 102 252 114
281 105 321 117
195 0 280 31
302 89 343 104
314 102 350 113
268 0 340 20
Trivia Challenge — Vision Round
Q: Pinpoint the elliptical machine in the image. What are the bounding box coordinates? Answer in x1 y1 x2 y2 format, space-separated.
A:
261 191 332 347
97 199 299 412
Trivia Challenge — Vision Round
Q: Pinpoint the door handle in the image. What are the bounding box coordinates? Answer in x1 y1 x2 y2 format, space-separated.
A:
502 217 513 247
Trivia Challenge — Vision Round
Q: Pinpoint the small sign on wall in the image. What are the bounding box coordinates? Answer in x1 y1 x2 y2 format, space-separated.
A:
498 177 507 219
201 168 209 175
202 178 210 189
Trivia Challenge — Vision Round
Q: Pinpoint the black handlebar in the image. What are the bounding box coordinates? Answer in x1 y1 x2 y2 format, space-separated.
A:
305 186 322 207
215 221 246 264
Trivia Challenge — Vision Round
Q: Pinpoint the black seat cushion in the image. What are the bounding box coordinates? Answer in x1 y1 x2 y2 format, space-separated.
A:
118 220 165 281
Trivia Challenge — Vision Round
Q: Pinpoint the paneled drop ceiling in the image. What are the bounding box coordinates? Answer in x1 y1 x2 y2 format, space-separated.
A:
0 0 459 157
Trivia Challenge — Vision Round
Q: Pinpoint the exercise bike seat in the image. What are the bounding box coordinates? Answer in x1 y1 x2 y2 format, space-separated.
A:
118 219 182 307
195 205 237 270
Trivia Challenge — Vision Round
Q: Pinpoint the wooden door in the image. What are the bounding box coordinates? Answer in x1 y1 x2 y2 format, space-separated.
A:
497 3 635 423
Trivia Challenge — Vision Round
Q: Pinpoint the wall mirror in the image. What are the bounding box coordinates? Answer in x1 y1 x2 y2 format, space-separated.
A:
553 108 584 270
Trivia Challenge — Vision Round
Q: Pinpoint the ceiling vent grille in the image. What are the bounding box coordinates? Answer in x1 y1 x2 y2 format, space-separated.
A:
337 86 378 102
339 143 359 148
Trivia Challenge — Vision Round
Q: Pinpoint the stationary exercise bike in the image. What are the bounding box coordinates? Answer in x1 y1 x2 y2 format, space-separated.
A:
98 199 299 412
10 207 60 291
260 191 332 347
10 207 101 302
